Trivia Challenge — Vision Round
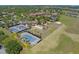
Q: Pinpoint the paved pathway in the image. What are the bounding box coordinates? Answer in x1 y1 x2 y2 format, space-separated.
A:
0 47 6 54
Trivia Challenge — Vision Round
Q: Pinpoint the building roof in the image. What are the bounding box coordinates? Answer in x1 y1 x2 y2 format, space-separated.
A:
51 15 57 21
33 25 43 30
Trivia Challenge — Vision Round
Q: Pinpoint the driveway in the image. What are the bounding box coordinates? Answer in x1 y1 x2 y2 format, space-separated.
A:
0 45 6 54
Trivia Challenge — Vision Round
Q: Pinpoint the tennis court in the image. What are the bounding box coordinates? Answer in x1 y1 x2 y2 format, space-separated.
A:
9 24 28 32
21 32 41 46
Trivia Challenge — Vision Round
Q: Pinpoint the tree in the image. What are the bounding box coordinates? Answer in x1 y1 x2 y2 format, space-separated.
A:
0 21 5 28
0 29 8 42
5 40 23 54
0 31 5 39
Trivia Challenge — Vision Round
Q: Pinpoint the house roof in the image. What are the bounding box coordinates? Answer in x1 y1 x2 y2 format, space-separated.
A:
51 15 57 20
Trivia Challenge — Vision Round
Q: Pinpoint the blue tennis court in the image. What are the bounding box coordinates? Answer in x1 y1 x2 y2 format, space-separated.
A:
9 24 28 32
21 32 41 46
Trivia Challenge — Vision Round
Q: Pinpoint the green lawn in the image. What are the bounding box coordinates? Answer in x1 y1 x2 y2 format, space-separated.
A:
35 34 79 54
51 34 79 54
59 15 77 26
59 15 79 34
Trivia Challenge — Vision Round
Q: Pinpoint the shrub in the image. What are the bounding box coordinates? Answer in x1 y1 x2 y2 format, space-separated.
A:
5 40 23 54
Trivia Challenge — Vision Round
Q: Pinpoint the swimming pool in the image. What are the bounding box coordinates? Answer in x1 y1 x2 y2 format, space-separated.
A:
21 32 41 46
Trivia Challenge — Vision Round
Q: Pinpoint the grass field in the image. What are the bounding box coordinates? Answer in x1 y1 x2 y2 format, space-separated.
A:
52 34 79 54
59 15 75 26
35 34 79 54
59 15 79 34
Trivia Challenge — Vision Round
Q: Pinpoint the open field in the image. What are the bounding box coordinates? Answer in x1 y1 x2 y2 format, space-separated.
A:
59 15 79 34
64 32 79 42
30 34 79 54
31 34 79 54
51 34 79 54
